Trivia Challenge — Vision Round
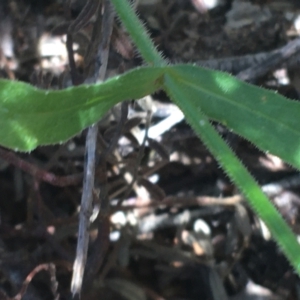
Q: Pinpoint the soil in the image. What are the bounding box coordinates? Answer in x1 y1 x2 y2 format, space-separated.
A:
0 0 300 299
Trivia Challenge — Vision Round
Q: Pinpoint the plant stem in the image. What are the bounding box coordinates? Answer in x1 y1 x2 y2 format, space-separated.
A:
110 0 166 66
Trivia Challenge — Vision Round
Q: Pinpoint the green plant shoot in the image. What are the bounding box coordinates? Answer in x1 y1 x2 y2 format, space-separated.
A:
111 0 300 275
0 0 299 277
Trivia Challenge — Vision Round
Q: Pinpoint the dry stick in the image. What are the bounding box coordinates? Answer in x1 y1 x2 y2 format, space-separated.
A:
0 148 82 186
67 0 102 296
75 0 130 286
82 102 129 287
111 195 242 212
71 98 129 290
116 111 152 209
236 36 300 81
68 0 100 34
70 0 114 297
71 125 98 298
80 0 119 289
98 101 129 209
11 264 58 300
66 0 100 86
192 36 300 80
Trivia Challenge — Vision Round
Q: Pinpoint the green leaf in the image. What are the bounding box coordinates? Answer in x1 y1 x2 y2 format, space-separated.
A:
163 71 300 276
0 67 164 151
165 64 300 170
110 0 300 279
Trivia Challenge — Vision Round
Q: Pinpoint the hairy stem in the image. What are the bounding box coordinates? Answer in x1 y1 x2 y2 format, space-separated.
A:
110 0 166 66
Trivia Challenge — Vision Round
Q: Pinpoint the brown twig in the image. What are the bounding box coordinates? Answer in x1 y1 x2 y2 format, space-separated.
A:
237 36 300 81
68 0 100 34
66 1 101 85
0 148 82 187
116 111 152 208
11 263 58 300
82 215 110 288
110 195 242 213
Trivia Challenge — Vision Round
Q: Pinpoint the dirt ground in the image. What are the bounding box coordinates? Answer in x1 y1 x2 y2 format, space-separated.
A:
1 0 300 299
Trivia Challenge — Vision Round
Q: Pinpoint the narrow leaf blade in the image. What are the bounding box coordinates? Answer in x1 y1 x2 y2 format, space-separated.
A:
0 67 164 151
166 64 300 170
163 72 300 276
